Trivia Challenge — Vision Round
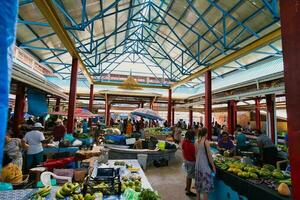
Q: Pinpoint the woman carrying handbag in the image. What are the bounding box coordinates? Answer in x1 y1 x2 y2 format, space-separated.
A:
195 127 216 200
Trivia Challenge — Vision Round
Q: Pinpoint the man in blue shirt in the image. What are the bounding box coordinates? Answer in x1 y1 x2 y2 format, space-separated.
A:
235 128 249 151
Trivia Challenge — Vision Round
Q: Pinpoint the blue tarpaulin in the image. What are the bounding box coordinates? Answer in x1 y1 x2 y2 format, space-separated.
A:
27 88 48 117
0 0 18 168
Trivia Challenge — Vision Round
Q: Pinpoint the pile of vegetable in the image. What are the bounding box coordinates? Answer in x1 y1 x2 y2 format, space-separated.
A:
140 189 161 200
214 155 292 197
123 188 161 200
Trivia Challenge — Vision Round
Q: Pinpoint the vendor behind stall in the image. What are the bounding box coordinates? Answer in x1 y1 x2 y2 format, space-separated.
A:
24 122 47 171
217 132 234 155
235 128 249 152
53 119 66 142
256 129 277 165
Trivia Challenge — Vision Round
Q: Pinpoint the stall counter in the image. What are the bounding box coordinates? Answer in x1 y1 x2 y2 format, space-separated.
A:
0 159 152 200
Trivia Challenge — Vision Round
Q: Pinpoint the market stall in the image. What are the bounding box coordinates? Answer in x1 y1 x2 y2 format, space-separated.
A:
214 155 292 200
0 159 160 200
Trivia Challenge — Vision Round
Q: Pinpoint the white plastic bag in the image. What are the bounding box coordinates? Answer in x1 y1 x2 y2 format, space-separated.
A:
72 139 83 146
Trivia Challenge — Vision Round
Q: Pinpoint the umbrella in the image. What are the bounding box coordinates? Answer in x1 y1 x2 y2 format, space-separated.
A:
131 108 164 121
49 108 96 118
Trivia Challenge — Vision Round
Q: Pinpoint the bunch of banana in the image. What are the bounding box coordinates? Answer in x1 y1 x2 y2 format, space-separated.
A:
72 193 99 200
56 182 80 199
30 186 51 200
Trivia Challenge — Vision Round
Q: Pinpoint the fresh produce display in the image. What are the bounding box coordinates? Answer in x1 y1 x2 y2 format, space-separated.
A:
121 175 142 192
55 182 101 200
144 127 163 135
89 181 117 195
277 144 288 153
122 188 161 200
77 133 90 139
30 186 51 200
140 189 161 200
1 163 23 184
104 128 121 135
114 161 126 166
214 155 292 197
278 183 291 196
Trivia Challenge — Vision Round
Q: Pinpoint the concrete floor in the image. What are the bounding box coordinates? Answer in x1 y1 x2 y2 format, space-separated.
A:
145 149 196 200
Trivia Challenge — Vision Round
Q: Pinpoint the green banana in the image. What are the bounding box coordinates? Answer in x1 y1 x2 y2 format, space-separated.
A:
39 186 51 197
55 189 64 199
61 183 72 195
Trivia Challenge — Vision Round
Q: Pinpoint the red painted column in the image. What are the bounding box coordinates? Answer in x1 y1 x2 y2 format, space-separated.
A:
189 106 193 129
227 101 232 134
13 83 25 137
266 94 276 144
205 71 212 140
105 94 110 126
171 101 175 126
67 58 78 134
227 100 237 135
233 101 237 131
255 98 261 131
88 84 94 127
167 88 172 127
280 1 300 197
55 98 60 112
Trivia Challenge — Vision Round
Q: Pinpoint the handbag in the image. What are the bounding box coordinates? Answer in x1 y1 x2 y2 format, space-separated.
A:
204 139 214 172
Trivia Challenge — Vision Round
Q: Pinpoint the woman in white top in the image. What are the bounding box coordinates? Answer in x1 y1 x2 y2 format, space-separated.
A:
24 122 46 171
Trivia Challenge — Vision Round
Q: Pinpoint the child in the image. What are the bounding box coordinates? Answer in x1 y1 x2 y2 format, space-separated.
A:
182 130 196 196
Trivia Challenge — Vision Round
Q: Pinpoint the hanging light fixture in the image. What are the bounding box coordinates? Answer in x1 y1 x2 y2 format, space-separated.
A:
118 76 142 90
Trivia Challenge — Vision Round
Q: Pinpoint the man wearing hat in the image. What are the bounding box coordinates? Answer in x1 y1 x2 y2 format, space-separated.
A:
24 122 46 170
53 119 66 142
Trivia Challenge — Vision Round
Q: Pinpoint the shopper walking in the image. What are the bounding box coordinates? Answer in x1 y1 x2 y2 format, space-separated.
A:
195 127 216 200
182 130 196 196
24 122 47 171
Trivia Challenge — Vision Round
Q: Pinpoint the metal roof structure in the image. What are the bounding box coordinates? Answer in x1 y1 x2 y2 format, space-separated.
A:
17 0 281 89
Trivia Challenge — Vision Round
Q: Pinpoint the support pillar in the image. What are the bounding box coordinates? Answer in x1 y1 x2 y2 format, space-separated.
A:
167 88 172 127
105 94 110 126
189 106 193 129
227 100 237 135
55 98 60 112
255 98 261 131
141 101 144 108
171 101 175 126
205 71 212 140
280 1 300 197
67 58 78 134
88 84 94 127
13 83 25 137
266 94 276 144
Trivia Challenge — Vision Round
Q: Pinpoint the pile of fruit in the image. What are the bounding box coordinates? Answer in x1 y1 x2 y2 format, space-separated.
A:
144 127 163 135
114 161 126 166
55 182 102 200
214 156 291 197
123 188 161 200
30 186 51 200
121 175 142 192
89 181 118 195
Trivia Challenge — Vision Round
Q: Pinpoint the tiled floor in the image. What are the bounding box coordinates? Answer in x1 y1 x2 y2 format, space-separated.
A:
145 149 196 200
